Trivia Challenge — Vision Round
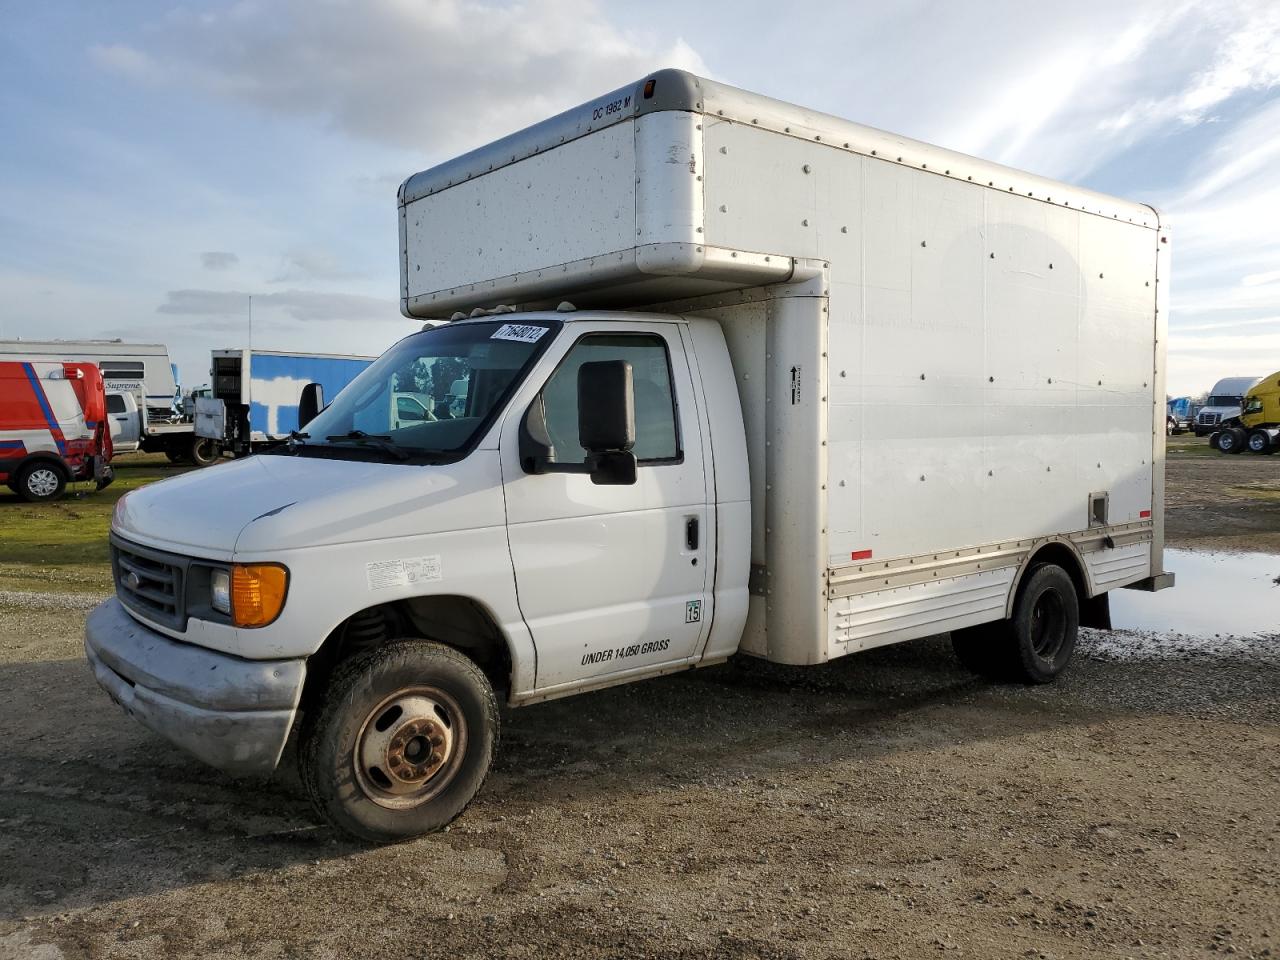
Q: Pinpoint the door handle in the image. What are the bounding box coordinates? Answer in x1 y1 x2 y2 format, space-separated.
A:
686 516 699 551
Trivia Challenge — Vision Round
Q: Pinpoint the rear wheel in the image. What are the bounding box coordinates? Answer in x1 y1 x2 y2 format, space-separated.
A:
16 461 67 503
1221 426 1247 454
190 438 219 467
299 639 499 843
1247 429 1273 454
951 564 1080 684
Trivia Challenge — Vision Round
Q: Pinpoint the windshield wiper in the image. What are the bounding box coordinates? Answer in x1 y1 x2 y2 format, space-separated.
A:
324 430 411 461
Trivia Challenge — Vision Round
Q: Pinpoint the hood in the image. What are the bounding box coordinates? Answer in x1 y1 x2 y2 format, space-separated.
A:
113 451 507 558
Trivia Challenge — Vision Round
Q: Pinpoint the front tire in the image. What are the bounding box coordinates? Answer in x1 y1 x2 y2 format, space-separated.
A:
299 640 499 843
1247 429 1273 454
16 461 67 502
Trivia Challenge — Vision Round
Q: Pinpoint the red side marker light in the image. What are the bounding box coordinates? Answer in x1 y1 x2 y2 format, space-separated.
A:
851 549 873 561
643 78 656 99
1140 510 1151 518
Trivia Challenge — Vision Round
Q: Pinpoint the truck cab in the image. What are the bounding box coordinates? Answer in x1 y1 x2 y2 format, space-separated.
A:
1196 376 1261 437
1236 371 1280 454
85 310 746 840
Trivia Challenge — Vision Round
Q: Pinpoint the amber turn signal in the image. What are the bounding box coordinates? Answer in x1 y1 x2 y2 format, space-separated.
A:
230 564 289 628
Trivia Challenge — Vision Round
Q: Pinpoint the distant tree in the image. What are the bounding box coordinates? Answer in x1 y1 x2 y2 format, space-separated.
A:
391 358 430 394
431 357 467 403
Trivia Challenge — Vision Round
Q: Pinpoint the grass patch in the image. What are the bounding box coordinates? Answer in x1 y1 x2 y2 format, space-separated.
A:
1166 435 1219 458
1227 484 1280 502
0 453 190 594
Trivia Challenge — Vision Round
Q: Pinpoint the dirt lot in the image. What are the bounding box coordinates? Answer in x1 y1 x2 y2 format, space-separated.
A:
1 445 1277 960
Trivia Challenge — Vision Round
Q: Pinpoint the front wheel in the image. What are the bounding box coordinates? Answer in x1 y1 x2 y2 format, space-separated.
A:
299 640 499 843
16 461 67 502
1247 430 1274 454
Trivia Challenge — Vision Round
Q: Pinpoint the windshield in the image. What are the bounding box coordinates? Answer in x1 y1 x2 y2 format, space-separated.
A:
1206 395 1243 407
287 319 558 463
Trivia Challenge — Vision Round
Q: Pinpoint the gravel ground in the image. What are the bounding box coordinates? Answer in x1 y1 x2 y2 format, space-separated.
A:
0 456 1277 959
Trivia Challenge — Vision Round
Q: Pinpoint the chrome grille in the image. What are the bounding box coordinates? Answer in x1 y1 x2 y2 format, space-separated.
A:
1198 412 1220 426
111 536 186 630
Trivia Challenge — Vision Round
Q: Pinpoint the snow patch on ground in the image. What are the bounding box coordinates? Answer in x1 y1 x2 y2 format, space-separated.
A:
1080 627 1280 664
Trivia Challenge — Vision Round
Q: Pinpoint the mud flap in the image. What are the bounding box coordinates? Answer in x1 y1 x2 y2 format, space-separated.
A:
1080 592 1111 630
94 457 114 491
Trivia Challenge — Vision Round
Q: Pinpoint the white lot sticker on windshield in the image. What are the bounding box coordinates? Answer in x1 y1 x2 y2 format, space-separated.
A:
366 555 443 591
491 323 548 344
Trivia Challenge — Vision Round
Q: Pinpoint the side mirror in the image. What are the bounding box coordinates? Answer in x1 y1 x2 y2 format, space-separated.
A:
298 382 324 429
578 360 637 486
577 360 635 452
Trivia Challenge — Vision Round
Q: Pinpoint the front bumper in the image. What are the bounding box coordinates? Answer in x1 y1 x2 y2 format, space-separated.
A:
84 598 306 774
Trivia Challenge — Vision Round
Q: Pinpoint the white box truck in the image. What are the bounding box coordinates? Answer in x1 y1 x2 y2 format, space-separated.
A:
85 70 1172 842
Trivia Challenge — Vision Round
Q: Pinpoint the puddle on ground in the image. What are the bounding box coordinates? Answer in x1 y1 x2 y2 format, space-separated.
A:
1109 548 1279 637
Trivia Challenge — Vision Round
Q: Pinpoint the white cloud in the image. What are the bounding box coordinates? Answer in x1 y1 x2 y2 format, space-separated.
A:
270 250 359 284
200 251 239 270
157 288 396 324
87 42 159 82
92 0 709 156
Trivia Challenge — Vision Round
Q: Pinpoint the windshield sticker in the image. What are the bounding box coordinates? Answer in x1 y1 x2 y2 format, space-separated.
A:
366 555 443 591
491 323 548 344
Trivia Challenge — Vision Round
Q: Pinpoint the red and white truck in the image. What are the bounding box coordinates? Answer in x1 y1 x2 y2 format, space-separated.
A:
1 360 114 502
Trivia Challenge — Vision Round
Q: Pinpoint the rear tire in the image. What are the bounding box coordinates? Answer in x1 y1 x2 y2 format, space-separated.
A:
16 461 67 503
1247 429 1273 454
299 639 499 843
1222 426 1247 454
190 438 219 467
951 564 1079 684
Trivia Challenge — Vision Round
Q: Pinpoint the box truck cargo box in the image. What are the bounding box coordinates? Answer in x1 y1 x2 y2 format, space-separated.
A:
88 70 1171 842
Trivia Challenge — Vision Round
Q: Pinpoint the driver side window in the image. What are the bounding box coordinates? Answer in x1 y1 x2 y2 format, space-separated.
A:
542 333 680 465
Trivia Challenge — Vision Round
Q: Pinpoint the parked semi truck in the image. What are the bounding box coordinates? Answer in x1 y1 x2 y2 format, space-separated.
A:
85 70 1172 842
1196 375 1260 438
1213 370 1280 454
195 348 376 457
1 360 113 501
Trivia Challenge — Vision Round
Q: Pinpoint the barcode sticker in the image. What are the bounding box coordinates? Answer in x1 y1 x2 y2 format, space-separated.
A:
491 323 548 344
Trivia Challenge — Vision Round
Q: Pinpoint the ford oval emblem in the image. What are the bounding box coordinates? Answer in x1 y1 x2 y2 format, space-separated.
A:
125 571 141 591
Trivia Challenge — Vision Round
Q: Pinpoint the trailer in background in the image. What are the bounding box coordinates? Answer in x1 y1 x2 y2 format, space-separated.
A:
196 348 376 456
0 340 180 421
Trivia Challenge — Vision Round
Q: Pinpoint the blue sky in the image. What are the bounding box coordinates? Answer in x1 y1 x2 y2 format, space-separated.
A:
1 0 1277 397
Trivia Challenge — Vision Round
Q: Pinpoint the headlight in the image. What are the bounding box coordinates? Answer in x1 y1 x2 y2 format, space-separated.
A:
230 564 289 628
211 569 231 614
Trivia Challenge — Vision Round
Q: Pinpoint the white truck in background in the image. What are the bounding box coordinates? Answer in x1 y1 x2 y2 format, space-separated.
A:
1196 375 1262 443
85 70 1172 842
105 391 217 465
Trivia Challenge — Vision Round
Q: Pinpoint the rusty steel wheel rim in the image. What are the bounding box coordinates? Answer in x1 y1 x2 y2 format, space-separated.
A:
353 686 467 810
